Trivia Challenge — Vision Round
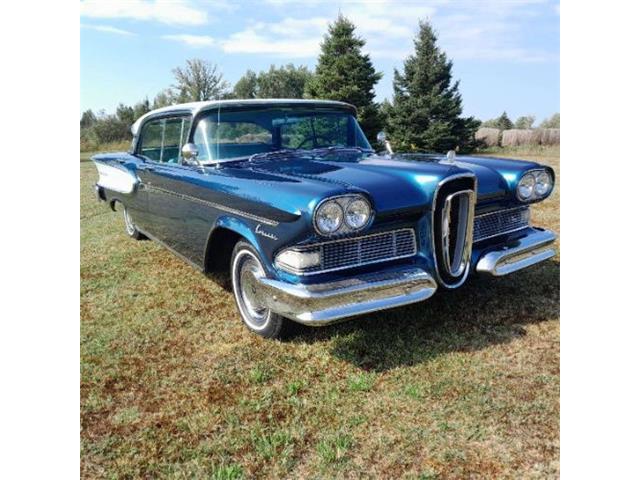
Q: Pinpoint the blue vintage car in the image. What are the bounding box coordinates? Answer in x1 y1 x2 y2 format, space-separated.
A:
92 99 556 338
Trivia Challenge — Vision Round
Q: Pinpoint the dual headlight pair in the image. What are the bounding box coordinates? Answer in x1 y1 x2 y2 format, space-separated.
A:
516 169 554 202
313 195 373 235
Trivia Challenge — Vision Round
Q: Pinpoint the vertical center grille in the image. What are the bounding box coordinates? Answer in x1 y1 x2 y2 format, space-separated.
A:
432 175 477 288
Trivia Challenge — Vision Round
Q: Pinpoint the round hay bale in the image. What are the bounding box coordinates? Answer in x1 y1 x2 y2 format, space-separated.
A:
475 127 501 147
540 128 560 145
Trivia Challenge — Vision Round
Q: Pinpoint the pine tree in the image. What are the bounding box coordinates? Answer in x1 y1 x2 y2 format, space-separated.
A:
386 20 480 153
306 15 383 142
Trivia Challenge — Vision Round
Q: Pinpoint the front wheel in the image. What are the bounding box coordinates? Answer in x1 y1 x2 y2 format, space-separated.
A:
123 206 145 240
230 241 290 339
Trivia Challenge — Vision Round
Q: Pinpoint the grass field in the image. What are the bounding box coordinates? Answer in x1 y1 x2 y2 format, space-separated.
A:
81 149 560 479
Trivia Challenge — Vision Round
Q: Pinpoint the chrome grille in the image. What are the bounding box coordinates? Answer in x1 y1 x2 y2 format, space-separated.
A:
473 206 530 242
299 228 417 275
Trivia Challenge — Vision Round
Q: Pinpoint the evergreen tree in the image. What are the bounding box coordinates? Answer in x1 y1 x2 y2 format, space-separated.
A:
386 20 480 152
306 15 383 141
496 111 514 130
483 112 514 130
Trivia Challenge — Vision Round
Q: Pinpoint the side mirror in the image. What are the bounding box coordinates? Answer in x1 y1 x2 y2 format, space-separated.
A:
376 131 393 155
181 143 200 165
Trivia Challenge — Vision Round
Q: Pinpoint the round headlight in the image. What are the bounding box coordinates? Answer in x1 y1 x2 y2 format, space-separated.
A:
517 173 536 201
344 198 371 229
315 201 343 234
534 171 552 197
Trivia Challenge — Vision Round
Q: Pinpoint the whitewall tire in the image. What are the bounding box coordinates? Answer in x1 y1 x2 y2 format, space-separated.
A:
230 241 289 339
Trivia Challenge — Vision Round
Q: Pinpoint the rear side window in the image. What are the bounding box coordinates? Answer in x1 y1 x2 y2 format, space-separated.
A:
138 116 191 163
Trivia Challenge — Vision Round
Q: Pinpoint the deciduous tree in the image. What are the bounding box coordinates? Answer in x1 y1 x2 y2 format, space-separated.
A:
171 58 230 102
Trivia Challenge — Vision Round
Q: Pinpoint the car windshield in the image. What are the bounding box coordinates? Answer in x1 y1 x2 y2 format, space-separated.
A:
192 107 372 163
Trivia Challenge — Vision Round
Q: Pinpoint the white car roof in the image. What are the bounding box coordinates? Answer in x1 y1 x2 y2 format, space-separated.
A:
131 99 356 135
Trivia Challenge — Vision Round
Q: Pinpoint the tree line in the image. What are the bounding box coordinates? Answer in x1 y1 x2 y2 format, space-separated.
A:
81 16 549 154
482 111 560 131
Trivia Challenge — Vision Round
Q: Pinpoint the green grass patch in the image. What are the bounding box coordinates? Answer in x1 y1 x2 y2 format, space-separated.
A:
80 151 560 478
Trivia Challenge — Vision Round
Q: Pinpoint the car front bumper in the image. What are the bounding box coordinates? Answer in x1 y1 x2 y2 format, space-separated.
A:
255 267 437 326
252 227 556 326
476 228 557 276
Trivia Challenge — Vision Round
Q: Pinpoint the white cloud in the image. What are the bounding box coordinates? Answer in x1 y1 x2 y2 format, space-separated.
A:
80 0 208 26
219 17 330 57
81 24 136 36
163 34 217 48
221 29 321 57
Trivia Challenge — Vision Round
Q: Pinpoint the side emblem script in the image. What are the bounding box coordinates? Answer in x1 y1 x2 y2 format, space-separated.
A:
255 224 278 241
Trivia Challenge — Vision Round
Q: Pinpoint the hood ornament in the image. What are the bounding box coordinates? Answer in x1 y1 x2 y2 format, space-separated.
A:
445 150 456 164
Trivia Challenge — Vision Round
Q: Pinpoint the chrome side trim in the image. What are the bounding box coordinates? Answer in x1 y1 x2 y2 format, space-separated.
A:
255 267 437 325
274 228 417 276
144 184 279 226
431 173 477 289
476 229 556 276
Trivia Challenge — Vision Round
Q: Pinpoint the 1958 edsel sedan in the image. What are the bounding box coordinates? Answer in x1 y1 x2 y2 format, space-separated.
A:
92 99 556 338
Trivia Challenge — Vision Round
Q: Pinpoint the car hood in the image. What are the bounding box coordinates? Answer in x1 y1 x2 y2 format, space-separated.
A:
233 151 541 215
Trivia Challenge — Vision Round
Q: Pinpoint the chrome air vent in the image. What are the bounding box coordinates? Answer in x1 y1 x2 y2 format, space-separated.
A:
432 174 477 288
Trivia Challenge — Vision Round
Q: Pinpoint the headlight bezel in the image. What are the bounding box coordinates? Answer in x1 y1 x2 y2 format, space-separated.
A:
516 168 554 203
313 194 374 236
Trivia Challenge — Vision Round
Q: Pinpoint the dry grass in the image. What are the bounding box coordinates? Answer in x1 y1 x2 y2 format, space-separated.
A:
81 149 560 479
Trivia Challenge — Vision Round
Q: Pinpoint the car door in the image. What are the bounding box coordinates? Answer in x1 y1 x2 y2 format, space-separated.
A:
136 116 198 254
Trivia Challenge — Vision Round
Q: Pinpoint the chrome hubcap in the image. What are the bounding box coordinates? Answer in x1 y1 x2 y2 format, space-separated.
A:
123 208 135 235
233 251 270 330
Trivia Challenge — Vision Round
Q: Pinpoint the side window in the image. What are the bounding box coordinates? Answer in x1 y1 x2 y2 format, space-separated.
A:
138 116 191 163
162 118 189 164
139 119 164 161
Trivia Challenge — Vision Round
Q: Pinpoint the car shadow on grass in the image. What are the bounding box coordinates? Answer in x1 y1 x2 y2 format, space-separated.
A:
285 260 560 372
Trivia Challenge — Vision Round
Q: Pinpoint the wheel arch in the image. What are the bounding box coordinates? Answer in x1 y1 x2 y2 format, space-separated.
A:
203 216 269 274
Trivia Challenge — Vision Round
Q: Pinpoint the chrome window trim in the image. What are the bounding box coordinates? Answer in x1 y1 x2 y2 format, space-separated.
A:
473 206 530 243
134 112 193 157
431 173 477 289
275 228 417 276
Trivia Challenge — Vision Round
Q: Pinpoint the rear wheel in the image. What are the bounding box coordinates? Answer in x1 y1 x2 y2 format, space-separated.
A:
230 241 290 339
123 206 145 240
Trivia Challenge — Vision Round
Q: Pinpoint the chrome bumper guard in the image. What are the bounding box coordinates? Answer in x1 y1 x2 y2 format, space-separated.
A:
256 267 437 326
476 228 556 276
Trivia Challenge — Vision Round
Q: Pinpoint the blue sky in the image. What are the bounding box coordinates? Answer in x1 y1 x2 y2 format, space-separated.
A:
80 0 559 124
